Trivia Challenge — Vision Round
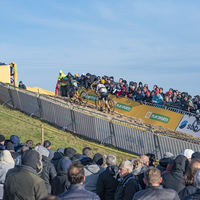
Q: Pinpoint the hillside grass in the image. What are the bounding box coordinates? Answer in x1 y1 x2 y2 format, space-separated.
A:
0 104 137 164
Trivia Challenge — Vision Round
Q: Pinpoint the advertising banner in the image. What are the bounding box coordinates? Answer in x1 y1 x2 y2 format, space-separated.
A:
175 115 200 138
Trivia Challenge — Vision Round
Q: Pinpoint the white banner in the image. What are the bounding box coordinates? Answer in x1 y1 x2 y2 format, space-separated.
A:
176 115 200 138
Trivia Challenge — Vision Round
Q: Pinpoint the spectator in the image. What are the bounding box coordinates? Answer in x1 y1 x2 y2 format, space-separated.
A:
82 147 93 158
152 90 163 104
51 149 65 171
138 82 143 91
164 96 172 107
15 143 30 165
140 155 149 168
10 135 20 152
181 96 189 111
97 155 119 200
159 87 165 99
171 97 181 108
179 158 200 199
181 149 194 162
58 162 100 200
116 86 127 97
132 88 145 102
146 153 156 167
192 152 200 160
85 73 97 89
133 167 180 200
26 140 34 148
181 169 200 200
0 135 5 151
44 140 54 160
143 91 152 103
18 81 26 89
5 142 20 161
35 145 57 194
0 150 15 199
51 158 71 196
79 74 86 88
188 95 195 112
4 150 47 199
57 70 67 96
83 153 105 193
64 147 77 160
162 155 189 193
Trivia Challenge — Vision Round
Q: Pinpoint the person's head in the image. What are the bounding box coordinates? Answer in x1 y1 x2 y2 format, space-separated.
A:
0 135 5 145
26 140 33 148
19 81 23 86
184 96 188 101
143 86 147 93
64 147 77 159
132 158 143 169
146 91 150 97
188 95 192 100
181 149 194 162
106 155 116 166
110 76 114 81
184 158 200 186
144 167 162 186
68 162 85 184
173 97 177 102
81 74 85 80
119 161 133 178
139 82 142 87
93 153 103 166
151 91 154 97
173 91 177 97
59 70 63 75
140 155 150 166
60 157 72 171
82 147 92 158
43 140 51 149
119 78 123 83
75 73 79 78
154 90 159 97
137 88 141 94
159 87 163 93
144 84 148 89
145 153 156 167
107 78 111 84
153 85 158 90
86 73 91 79
194 169 200 188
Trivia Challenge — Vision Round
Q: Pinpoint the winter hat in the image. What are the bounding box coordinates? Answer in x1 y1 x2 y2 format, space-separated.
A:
60 158 72 171
0 135 5 143
48 149 54 160
22 150 43 173
163 152 174 158
35 145 50 158
5 142 14 151
71 153 81 163
43 140 51 148
155 90 159 94
10 135 20 151
64 147 77 159
57 147 64 154
192 152 200 159
0 150 15 165
93 153 103 166
181 149 194 159
86 73 91 76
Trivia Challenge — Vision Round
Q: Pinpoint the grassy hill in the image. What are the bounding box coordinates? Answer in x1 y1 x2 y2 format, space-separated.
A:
0 104 138 164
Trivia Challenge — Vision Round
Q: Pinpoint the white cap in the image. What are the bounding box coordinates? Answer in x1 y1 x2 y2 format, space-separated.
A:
181 149 194 159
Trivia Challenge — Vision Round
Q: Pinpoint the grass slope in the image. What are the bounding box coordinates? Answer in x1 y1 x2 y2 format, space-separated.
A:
0 104 135 164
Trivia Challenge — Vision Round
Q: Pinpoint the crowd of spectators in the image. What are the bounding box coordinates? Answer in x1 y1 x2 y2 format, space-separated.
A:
58 71 200 113
1 134 200 199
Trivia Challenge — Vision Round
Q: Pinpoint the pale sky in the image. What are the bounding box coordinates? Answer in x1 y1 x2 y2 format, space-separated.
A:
1 0 200 96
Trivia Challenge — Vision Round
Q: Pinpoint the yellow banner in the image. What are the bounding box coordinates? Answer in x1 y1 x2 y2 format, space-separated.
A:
26 87 55 96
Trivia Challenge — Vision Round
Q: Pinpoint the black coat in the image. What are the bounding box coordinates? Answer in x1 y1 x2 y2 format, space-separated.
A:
157 157 173 173
58 184 100 200
181 188 200 200
162 155 189 193
40 155 57 194
51 170 70 196
114 173 140 200
51 151 65 171
85 75 97 89
178 185 196 199
96 165 119 200
133 185 180 200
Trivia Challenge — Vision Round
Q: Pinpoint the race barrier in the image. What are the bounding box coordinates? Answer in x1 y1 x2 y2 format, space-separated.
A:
1 82 200 160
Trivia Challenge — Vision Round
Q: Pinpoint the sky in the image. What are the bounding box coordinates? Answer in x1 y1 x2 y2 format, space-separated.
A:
1 0 200 96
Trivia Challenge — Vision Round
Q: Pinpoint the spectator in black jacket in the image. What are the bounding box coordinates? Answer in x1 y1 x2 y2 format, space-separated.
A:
133 167 180 200
0 135 6 151
18 81 26 89
97 155 119 200
58 162 100 200
179 158 200 199
143 91 152 103
114 160 140 200
182 168 200 200
162 155 189 193
85 73 97 89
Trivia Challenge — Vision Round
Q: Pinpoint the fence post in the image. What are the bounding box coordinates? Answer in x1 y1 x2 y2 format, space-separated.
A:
153 134 162 159
70 109 76 133
109 121 117 146
41 124 44 145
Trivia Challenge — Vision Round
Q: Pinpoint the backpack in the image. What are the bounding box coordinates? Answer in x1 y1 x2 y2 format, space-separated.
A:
123 177 142 191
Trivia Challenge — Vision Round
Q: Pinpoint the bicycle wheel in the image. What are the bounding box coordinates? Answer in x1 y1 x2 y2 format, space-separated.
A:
80 91 88 105
108 98 115 113
192 118 200 132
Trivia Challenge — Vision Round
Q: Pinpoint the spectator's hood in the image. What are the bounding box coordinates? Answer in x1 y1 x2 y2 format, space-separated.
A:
106 165 119 178
172 155 189 174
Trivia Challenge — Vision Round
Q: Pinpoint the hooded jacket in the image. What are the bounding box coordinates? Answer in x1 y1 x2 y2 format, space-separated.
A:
51 151 65 171
83 162 105 193
157 157 173 173
10 135 20 152
162 155 189 193
132 166 146 189
96 165 119 200
85 75 97 89
58 70 67 86
179 185 196 199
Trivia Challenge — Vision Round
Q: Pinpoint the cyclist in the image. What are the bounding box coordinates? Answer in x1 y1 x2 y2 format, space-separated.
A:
96 79 110 113
69 76 79 98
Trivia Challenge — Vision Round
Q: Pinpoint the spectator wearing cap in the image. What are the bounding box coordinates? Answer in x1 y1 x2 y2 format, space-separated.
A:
51 158 71 196
97 155 119 200
5 142 20 161
35 145 57 194
179 158 200 199
143 91 152 103
85 73 97 89
0 150 15 199
133 167 180 200
4 149 47 200
132 88 145 102
18 81 26 89
116 86 127 98
0 135 6 151
152 90 163 104
83 153 105 193
181 169 200 200
181 149 195 162
162 155 189 193
44 140 54 160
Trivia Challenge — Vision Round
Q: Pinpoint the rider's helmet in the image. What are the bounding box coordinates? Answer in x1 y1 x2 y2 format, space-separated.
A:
75 73 79 77
101 79 106 84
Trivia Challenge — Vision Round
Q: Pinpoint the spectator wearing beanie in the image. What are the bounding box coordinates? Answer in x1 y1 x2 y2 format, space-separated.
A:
35 145 57 195
181 149 195 162
10 135 20 152
0 135 5 151
0 150 15 199
192 152 200 159
157 152 174 173
4 150 47 200
51 158 72 196
5 142 20 161
64 147 77 160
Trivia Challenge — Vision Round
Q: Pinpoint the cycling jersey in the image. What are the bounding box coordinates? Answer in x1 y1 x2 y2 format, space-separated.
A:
96 84 107 94
71 80 78 87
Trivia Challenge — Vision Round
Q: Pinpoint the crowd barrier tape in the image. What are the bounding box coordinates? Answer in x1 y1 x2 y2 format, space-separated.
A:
176 115 200 138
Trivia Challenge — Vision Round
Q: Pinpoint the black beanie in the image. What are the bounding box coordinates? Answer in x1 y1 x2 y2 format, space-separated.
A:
64 147 77 159
6 142 14 151
0 135 5 143
93 153 103 166
192 152 200 159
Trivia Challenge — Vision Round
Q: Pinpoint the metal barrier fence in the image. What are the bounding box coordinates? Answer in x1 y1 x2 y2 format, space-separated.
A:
0 82 200 160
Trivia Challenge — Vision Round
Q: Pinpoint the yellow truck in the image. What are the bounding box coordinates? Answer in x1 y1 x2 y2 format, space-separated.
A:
0 62 18 87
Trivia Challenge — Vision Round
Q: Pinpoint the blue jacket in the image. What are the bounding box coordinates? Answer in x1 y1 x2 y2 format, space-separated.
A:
132 91 145 101
152 94 163 104
58 184 100 200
